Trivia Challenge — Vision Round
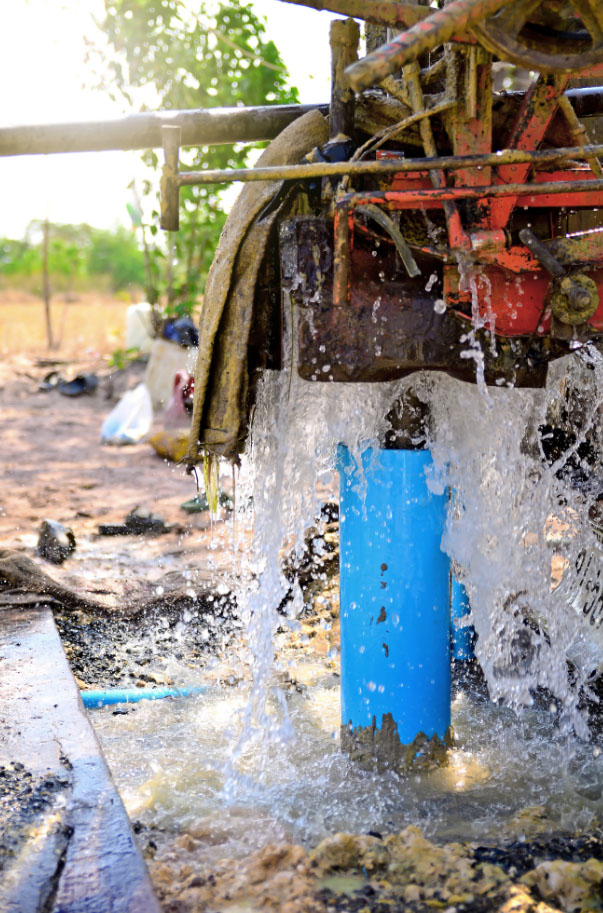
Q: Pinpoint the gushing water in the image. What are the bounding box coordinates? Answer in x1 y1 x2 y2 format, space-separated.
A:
95 323 603 846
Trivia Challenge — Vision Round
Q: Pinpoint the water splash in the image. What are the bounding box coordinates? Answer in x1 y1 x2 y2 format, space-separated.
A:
219 270 603 795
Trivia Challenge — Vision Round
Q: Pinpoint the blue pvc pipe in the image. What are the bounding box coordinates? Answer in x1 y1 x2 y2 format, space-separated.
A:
338 445 450 746
81 686 205 708
450 576 475 661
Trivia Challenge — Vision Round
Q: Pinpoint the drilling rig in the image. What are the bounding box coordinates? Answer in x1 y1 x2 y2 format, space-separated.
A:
153 0 603 462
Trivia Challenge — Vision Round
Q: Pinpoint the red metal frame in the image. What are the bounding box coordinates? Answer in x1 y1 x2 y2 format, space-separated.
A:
334 170 603 336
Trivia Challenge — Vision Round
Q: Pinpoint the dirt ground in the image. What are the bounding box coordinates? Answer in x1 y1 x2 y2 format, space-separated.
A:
0 350 238 615
4 341 603 913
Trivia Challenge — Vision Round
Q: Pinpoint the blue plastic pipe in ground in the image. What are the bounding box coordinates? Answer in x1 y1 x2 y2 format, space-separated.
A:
450 576 475 661
338 446 450 764
81 686 205 708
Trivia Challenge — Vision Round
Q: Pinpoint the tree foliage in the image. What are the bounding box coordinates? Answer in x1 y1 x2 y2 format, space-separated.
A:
87 225 146 291
97 0 299 315
0 222 146 294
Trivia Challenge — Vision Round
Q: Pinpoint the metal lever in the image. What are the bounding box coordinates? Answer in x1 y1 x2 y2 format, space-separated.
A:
519 228 565 278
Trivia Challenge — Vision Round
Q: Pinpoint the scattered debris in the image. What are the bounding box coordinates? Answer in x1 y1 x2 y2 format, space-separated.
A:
101 382 153 444
36 519 76 565
97 505 175 537
38 370 98 396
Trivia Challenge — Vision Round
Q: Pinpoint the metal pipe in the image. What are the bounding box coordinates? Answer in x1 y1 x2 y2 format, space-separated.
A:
277 0 432 29
344 0 509 93
336 176 603 209
0 104 329 157
161 125 181 231
1 90 601 160
330 18 361 139
338 445 451 771
176 143 603 185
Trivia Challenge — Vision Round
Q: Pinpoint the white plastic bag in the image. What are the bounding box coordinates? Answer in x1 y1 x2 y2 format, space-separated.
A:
101 383 153 445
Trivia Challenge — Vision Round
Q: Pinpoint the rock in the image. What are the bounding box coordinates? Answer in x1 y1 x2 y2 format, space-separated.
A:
36 519 76 564
522 858 603 912
507 805 554 840
309 833 365 874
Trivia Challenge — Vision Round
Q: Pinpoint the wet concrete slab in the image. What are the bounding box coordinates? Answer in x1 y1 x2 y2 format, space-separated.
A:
0 605 161 913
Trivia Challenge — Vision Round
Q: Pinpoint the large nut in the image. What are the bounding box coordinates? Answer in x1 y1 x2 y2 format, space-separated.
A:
549 273 599 326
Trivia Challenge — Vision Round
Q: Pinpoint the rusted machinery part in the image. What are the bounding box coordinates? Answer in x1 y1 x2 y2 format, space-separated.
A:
549 273 600 325
344 0 508 93
517 228 600 326
281 217 562 390
473 0 603 74
276 0 453 31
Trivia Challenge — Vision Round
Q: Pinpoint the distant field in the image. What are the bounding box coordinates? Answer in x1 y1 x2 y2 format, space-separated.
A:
0 291 131 359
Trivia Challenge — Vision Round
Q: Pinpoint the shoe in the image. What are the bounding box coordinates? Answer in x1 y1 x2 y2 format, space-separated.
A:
58 374 99 397
39 370 61 391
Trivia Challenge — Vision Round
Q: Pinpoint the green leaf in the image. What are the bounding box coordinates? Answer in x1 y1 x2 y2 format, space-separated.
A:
126 201 143 228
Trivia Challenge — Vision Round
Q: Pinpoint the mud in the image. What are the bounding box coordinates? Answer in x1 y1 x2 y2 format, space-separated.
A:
341 713 452 773
0 762 70 876
54 594 239 690
144 823 603 913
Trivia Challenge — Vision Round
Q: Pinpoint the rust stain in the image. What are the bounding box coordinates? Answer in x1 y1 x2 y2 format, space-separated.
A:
377 606 387 624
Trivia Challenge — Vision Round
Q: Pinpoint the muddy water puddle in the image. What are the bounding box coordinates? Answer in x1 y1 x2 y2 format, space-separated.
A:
83 639 603 912
91 646 603 850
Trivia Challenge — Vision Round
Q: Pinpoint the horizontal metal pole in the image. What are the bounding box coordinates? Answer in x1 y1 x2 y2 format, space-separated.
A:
277 0 431 28
338 178 603 207
0 104 328 157
177 143 603 186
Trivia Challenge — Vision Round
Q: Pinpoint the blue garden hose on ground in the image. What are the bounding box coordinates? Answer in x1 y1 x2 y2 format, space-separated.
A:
81 686 205 708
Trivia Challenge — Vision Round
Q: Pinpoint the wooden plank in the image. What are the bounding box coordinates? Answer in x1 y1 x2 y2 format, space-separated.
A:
0 606 161 913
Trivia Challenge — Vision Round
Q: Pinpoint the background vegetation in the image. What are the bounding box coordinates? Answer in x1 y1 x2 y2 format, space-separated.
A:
0 222 145 298
1 0 299 351
94 0 299 317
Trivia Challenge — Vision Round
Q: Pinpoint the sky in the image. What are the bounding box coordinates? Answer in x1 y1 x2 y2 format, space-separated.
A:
0 0 340 239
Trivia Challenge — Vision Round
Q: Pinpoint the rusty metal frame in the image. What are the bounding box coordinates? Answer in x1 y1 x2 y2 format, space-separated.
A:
332 178 603 306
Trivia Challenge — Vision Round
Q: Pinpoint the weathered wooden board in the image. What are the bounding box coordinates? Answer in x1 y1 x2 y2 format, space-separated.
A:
0 605 161 913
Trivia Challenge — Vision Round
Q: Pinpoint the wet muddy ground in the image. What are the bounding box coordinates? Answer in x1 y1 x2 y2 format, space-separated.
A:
3 355 603 912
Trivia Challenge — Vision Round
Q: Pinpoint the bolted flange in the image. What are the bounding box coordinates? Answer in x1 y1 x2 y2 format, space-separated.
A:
549 272 599 326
